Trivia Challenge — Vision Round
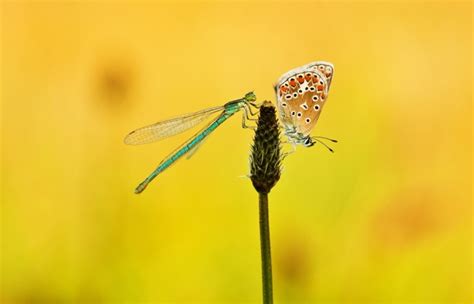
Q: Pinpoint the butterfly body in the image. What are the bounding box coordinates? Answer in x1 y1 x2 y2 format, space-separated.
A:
275 61 334 147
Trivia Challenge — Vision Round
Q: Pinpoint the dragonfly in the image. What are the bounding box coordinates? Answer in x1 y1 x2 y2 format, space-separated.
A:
125 92 258 194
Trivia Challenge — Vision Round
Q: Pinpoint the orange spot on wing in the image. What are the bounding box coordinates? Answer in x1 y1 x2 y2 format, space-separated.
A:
297 74 304 84
289 78 297 87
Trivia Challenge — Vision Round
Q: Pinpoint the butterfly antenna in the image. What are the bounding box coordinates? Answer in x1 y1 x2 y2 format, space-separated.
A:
312 137 335 153
312 136 338 143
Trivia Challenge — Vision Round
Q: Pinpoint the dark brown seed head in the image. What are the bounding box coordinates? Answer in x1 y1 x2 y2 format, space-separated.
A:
250 101 282 194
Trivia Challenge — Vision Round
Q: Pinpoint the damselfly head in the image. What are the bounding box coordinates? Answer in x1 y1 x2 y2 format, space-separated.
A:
275 61 334 146
245 91 257 102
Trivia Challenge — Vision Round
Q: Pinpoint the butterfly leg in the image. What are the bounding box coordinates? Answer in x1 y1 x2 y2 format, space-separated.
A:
281 143 296 160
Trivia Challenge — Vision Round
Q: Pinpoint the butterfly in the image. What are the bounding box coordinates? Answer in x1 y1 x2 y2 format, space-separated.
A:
274 61 336 151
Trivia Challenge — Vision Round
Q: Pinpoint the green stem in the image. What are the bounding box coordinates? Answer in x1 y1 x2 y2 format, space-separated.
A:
258 192 273 304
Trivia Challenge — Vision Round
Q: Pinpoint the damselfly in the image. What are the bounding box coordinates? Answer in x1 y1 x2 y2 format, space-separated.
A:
125 92 258 194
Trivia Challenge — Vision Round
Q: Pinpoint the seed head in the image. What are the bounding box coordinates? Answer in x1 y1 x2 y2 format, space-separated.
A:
250 101 282 194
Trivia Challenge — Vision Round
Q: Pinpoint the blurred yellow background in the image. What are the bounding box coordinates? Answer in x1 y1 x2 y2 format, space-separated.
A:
1 1 472 303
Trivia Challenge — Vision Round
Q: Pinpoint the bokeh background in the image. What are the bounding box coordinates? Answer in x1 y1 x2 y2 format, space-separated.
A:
1 1 472 303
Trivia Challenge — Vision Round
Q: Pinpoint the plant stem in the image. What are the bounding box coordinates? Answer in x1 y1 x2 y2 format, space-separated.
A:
250 101 279 303
258 192 273 304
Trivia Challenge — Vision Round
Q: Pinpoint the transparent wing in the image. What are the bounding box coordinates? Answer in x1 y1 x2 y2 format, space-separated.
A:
134 112 229 193
124 106 225 145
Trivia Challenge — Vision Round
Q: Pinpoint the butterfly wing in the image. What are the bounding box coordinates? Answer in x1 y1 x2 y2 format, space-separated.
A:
307 61 334 89
275 62 334 137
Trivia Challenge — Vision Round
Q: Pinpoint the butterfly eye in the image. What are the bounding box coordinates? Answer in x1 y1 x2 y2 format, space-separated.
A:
305 118 311 124
314 104 320 111
312 95 319 102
